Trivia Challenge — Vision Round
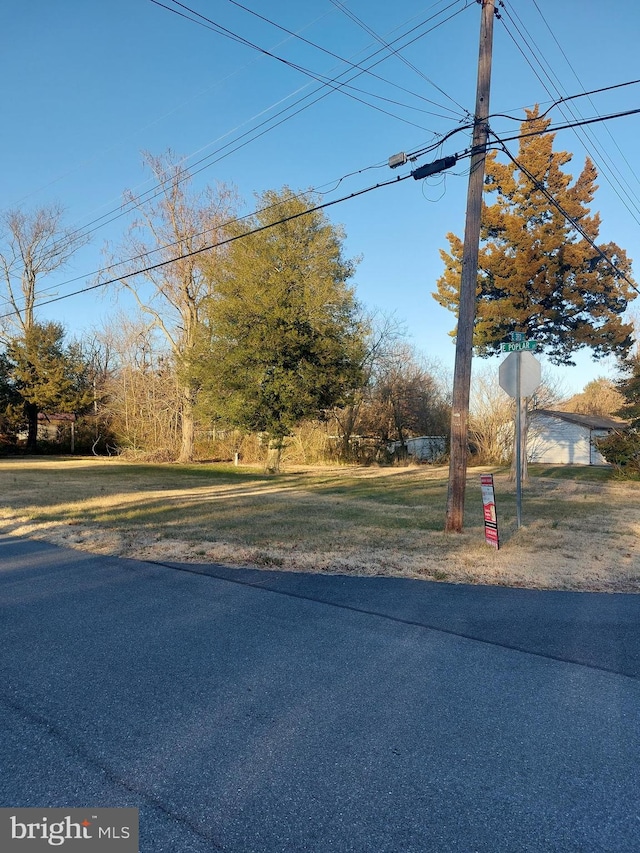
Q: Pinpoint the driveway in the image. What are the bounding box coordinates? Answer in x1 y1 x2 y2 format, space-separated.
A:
1 535 639 852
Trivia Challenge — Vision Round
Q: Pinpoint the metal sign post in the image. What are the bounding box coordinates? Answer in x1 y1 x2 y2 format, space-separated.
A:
499 345 541 529
515 355 522 528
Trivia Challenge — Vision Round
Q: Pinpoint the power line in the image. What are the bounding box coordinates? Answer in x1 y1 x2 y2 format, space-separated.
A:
402 102 640 167
223 0 464 117
325 0 470 116
151 0 461 128
0 172 414 323
491 132 638 296
8 99 639 322
11 98 639 321
488 78 640 123
489 107 640 149
498 2 640 227
21 0 473 266
0 162 390 315
24 102 640 317
529 0 640 196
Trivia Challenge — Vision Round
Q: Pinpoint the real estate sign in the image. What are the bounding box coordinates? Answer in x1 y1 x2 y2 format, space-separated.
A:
480 474 500 549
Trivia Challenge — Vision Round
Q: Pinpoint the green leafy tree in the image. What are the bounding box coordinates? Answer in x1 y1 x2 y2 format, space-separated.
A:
0 353 22 449
595 357 640 475
6 322 94 452
434 108 636 365
200 188 366 472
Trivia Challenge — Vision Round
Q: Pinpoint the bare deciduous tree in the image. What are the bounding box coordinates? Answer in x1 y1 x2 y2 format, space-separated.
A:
470 366 566 480
97 313 182 457
331 310 405 461
105 150 237 462
357 342 451 458
562 377 625 417
0 204 89 337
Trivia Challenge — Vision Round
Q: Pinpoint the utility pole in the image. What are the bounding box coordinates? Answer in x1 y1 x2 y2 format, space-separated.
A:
445 0 496 533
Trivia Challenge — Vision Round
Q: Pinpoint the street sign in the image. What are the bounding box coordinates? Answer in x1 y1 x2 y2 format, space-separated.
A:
500 340 537 353
509 332 526 343
499 350 541 398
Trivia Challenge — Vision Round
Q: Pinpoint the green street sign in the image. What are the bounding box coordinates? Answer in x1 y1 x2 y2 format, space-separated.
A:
500 340 537 353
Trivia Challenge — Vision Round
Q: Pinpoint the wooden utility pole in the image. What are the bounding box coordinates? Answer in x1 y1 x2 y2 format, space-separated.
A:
445 0 495 533
445 0 496 533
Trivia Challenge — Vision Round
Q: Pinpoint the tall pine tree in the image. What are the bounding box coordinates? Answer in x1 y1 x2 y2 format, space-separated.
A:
434 108 636 365
6 322 94 452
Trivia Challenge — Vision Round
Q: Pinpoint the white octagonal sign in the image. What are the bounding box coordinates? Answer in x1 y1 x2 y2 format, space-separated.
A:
499 350 541 398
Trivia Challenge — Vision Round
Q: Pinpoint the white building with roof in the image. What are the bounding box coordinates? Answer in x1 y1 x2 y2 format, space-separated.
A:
527 410 626 466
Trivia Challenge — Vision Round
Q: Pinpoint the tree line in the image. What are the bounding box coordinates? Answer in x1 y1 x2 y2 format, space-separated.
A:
0 155 450 467
0 113 637 472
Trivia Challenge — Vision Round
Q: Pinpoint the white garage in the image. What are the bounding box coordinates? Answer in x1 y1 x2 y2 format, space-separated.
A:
527 410 625 465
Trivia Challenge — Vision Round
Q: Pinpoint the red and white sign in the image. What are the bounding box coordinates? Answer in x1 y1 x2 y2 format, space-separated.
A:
480 474 500 549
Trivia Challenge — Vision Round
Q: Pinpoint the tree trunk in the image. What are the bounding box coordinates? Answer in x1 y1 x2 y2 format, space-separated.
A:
25 402 38 454
177 385 195 463
337 403 359 461
265 438 283 474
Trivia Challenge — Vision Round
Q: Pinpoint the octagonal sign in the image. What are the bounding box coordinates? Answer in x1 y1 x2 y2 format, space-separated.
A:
499 351 541 398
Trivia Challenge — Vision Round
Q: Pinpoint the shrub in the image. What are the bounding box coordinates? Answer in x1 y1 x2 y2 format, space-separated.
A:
596 430 640 477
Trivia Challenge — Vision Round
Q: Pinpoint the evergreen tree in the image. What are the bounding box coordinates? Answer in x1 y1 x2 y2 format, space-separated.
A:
200 188 366 472
596 357 640 476
0 353 22 449
6 322 94 452
434 108 636 365
614 357 640 428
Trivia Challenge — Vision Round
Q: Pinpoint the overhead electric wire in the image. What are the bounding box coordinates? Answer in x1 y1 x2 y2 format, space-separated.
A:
498 2 640 228
530 0 640 195
0 171 416 323
486 108 640 149
151 0 461 127
502 1 640 222
0 161 390 315
148 3 432 132
222 0 463 117
325 0 470 116
31 0 474 265
8 98 639 322
488 78 640 123
492 132 639 296
43 97 637 296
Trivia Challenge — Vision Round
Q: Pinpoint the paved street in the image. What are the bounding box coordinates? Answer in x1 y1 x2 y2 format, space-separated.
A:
1 535 639 852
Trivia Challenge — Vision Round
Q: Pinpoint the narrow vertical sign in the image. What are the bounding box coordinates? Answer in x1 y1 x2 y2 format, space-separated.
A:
480 474 500 549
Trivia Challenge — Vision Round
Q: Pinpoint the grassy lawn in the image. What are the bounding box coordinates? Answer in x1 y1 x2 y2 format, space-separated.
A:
0 456 638 592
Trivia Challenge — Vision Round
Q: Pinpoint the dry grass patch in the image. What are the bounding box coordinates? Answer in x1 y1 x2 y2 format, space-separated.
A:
0 457 638 592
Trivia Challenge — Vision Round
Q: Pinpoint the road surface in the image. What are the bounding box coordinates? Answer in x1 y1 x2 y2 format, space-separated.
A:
1 535 639 852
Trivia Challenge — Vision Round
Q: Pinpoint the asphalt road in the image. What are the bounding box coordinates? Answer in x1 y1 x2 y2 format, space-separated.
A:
1 535 639 852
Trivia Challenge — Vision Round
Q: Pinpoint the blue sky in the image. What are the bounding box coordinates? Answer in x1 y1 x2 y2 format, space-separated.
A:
3 0 640 395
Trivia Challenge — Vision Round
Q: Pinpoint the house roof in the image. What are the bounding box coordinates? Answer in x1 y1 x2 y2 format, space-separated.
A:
531 409 626 431
37 412 77 423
